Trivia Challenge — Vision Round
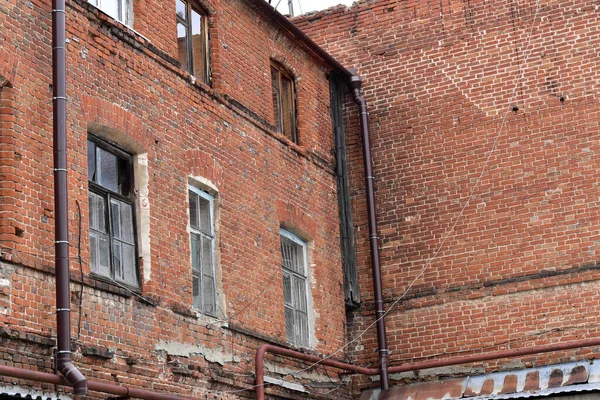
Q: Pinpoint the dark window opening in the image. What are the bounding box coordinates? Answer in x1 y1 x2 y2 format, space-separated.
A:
271 64 297 143
177 0 211 84
88 138 138 288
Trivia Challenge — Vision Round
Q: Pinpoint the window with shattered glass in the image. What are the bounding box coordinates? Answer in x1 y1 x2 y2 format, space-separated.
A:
280 230 309 347
88 138 138 287
189 187 216 316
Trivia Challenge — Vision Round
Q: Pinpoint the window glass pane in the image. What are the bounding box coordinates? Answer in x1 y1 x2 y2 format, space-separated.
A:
90 232 110 277
285 307 294 343
177 23 188 72
271 68 281 131
87 141 96 181
202 277 215 316
110 200 121 240
294 276 307 312
189 190 199 229
120 201 134 243
97 147 119 192
199 196 211 234
176 0 186 20
202 236 213 276
191 10 205 79
192 273 201 308
296 312 309 347
283 271 292 306
191 233 200 272
121 243 137 286
113 241 123 280
99 0 120 21
89 193 106 233
281 236 303 274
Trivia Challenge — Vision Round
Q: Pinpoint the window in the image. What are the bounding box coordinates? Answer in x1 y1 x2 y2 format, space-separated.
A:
176 0 210 84
189 186 216 316
88 0 132 26
271 64 297 143
88 138 138 287
280 230 309 347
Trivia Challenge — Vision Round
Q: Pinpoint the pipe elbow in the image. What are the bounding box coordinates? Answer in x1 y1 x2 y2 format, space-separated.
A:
57 356 87 395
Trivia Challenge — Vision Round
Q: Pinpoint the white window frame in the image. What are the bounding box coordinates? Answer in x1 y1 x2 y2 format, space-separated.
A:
88 0 133 26
280 229 310 347
188 185 217 317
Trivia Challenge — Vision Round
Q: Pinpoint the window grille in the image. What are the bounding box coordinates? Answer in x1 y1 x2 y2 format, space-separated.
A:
280 230 309 347
189 187 216 316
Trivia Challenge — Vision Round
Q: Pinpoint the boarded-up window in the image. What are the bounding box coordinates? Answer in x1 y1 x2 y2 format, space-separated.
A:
271 64 297 143
280 230 309 347
189 187 216 316
177 0 211 84
88 138 138 287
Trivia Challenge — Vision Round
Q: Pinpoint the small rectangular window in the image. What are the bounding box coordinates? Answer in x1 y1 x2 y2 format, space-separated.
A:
88 0 132 26
271 64 297 143
280 230 309 347
88 138 138 287
176 0 211 84
189 186 216 316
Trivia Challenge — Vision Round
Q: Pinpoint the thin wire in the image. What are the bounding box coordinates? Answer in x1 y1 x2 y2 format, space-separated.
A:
280 0 544 377
203 1 544 395
206 266 280 326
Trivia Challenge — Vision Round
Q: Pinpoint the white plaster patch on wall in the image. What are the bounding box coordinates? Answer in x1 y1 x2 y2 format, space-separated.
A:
264 361 336 383
154 341 240 365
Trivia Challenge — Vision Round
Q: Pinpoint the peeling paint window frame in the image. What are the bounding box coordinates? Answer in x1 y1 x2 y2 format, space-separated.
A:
188 186 217 317
271 63 298 143
87 137 139 288
88 0 133 27
280 229 310 347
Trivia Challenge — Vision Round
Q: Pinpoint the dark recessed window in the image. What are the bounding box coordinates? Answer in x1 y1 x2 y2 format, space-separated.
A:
88 138 138 287
177 0 211 84
271 64 297 143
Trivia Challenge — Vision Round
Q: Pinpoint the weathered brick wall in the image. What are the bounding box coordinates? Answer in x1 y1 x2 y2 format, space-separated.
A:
1 0 349 398
295 0 600 389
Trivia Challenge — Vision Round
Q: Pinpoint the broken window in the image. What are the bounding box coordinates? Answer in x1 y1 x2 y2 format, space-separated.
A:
189 186 216 316
271 63 297 143
280 230 309 347
88 138 138 287
88 0 132 26
177 0 211 84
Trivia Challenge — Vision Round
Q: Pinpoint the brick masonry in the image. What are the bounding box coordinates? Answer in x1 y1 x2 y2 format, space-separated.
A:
294 0 600 393
1 0 350 398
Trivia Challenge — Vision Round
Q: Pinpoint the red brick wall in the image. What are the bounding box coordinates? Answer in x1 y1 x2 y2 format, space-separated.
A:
1 0 349 397
295 0 600 388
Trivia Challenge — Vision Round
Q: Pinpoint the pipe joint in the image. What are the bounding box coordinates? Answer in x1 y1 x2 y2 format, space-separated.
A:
56 354 88 395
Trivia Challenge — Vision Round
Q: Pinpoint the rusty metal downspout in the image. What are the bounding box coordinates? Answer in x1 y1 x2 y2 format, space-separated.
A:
52 0 88 394
349 74 390 391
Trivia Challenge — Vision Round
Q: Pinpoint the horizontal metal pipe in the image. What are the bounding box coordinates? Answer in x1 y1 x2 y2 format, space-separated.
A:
0 365 190 400
387 337 600 374
255 338 600 399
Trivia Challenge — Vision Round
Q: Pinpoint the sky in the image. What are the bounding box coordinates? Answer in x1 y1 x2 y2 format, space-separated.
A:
271 0 355 15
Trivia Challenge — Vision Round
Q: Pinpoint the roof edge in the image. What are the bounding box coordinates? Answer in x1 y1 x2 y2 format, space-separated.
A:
244 0 352 78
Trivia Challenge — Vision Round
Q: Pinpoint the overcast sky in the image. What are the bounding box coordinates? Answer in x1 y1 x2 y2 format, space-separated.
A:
271 0 355 15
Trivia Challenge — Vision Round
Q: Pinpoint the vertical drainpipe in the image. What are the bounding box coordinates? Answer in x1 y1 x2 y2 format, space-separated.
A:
52 0 88 394
349 74 389 391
